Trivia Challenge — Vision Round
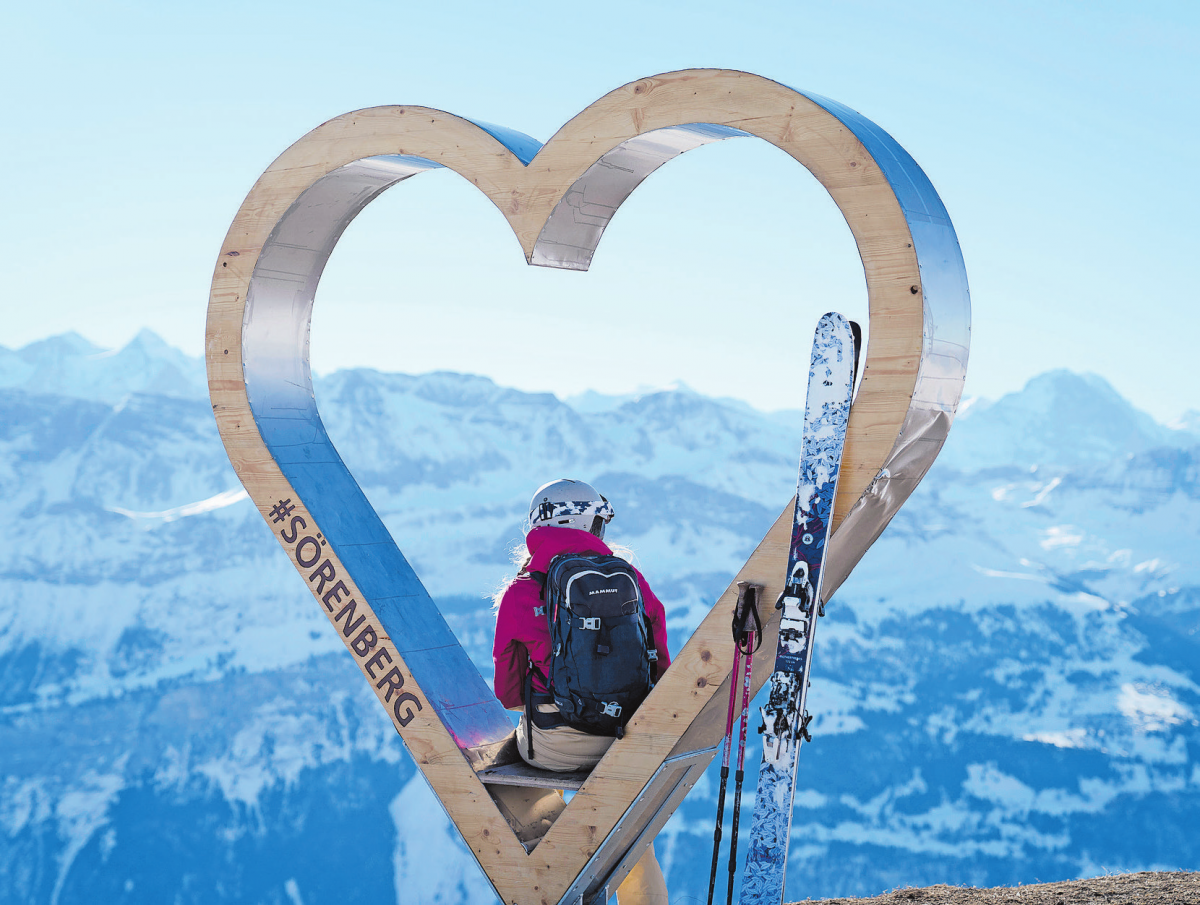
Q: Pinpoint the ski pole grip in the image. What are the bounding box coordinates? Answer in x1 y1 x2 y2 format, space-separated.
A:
733 582 763 641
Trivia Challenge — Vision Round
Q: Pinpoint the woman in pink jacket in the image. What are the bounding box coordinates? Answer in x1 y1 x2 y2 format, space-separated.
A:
492 478 671 901
493 478 672 769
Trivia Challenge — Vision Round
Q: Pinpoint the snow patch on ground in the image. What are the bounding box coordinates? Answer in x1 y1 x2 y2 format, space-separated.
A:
0 776 53 836
284 878 304 905
193 698 351 812
107 488 248 522
51 761 128 905
1022 728 1090 748
1118 684 1192 733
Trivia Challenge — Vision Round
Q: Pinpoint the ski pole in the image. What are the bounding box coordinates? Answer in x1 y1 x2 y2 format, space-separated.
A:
727 586 762 905
706 634 743 905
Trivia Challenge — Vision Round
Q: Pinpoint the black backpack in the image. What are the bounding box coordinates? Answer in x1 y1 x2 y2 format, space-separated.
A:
525 553 658 752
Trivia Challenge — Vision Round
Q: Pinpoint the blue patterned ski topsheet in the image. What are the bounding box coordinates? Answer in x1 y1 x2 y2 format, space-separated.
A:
739 312 855 905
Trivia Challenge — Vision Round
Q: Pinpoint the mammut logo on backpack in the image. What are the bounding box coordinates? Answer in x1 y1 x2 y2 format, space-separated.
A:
531 552 657 737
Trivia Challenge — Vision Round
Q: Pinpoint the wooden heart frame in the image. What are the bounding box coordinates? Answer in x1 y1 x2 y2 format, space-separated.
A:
206 69 969 905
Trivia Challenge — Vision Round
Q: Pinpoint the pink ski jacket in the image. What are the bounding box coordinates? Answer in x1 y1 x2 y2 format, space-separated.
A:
492 526 672 710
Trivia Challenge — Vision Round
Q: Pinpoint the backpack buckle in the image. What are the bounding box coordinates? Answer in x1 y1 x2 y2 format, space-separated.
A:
580 617 601 630
534 605 545 617
648 649 658 662
601 701 622 718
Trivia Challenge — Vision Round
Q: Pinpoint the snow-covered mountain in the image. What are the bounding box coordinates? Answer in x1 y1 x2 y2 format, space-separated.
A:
1 333 1198 903
0 330 207 405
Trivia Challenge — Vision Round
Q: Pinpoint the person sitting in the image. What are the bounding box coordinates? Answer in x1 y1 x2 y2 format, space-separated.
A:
492 479 671 901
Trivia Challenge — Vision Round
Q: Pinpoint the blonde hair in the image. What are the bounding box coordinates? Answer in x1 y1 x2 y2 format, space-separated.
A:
491 543 532 610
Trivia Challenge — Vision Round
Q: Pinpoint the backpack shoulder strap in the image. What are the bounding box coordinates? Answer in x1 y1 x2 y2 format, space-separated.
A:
531 551 585 600
528 570 548 600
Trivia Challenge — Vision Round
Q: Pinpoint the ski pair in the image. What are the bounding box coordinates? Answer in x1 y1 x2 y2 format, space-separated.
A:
706 581 763 905
738 312 859 905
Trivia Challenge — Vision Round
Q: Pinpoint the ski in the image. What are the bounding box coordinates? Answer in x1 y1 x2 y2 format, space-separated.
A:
738 312 857 905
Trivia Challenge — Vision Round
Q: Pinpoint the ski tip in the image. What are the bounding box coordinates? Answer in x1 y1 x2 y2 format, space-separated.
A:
818 311 854 335
815 312 856 348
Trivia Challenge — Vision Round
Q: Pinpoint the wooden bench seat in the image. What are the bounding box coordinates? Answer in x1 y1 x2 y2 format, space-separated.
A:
478 761 591 791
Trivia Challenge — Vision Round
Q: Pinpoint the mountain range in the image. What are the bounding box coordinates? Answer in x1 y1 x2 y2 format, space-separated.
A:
1 331 1198 903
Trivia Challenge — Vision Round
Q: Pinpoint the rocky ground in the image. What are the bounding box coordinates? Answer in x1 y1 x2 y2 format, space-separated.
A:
803 872 1200 905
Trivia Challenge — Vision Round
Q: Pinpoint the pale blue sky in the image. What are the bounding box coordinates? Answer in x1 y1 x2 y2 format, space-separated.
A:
3 1 1197 420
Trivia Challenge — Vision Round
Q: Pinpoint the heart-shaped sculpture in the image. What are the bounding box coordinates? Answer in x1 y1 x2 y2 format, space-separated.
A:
206 69 969 905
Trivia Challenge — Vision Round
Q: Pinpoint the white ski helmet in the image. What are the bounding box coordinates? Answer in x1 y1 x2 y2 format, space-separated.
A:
527 479 615 539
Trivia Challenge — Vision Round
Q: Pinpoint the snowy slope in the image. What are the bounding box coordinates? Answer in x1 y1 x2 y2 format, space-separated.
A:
1 332 1198 904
